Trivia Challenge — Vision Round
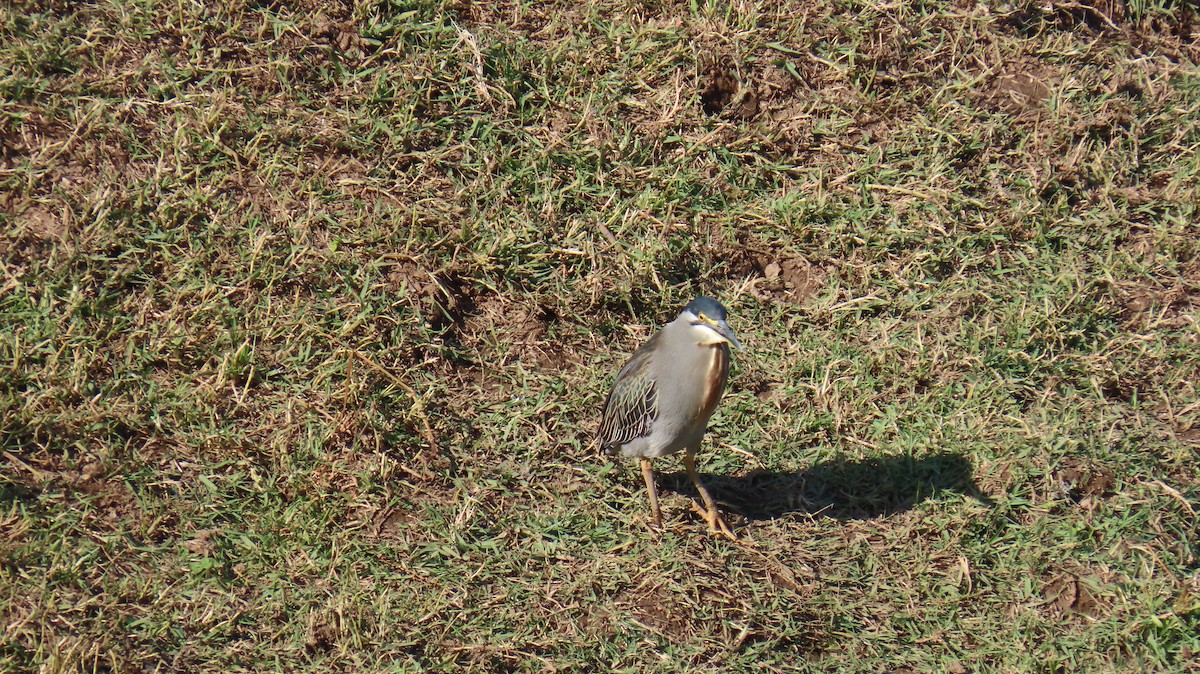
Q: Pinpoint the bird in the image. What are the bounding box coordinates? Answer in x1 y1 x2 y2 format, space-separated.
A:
598 296 744 541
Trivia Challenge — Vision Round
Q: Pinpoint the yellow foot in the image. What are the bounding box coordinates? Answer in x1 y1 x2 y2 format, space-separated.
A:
689 501 756 546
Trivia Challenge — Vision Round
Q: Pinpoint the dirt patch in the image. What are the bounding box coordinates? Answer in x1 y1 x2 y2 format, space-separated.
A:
465 295 545 343
719 233 823 306
6 451 152 537
387 259 478 333
699 66 758 120
387 259 582 381
386 260 571 376
1 199 71 270
1001 2 1199 59
685 29 822 141
1052 458 1114 514
989 72 1053 115
617 581 695 640
692 49 825 151
1176 429 1200 451
755 255 822 305
1120 285 1156 324
977 60 1059 120
1113 263 1200 330
181 528 220 557
1040 572 1107 620
15 205 68 242
352 480 458 541
305 9 361 54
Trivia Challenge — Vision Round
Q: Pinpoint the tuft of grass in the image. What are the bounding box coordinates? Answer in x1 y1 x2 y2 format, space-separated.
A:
2 0 1198 671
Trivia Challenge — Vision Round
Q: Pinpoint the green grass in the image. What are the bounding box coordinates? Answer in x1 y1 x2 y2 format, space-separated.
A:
2 0 1198 671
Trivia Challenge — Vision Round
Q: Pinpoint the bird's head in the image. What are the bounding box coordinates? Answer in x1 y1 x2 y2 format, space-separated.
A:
681 297 743 351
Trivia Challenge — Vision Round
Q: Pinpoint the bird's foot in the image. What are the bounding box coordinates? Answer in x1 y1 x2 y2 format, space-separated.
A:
639 500 665 534
689 501 756 546
644 514 664 534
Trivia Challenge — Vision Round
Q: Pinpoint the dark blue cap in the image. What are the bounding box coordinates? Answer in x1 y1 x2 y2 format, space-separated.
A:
685 296 728 321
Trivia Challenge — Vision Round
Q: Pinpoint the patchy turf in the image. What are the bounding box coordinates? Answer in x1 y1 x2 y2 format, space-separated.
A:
2 0 1198 671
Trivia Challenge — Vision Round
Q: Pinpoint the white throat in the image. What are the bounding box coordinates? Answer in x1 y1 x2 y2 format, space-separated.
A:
689 322 729 346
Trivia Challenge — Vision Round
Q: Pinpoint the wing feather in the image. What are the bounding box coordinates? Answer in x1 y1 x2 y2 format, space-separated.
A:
598 334 660 455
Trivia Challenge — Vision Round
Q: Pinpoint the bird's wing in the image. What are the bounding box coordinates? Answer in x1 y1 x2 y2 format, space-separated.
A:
598 335 659 454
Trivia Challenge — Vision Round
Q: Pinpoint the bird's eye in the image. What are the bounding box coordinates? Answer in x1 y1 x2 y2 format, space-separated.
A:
698 312 707 321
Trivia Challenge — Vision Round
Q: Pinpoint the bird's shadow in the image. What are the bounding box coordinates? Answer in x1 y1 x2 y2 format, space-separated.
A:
661 451 992 520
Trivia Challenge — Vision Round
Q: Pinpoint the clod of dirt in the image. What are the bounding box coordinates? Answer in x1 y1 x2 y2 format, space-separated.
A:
751 254 821 305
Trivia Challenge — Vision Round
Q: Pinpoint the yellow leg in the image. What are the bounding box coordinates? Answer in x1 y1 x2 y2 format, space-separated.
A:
683 450 747 543
640 457 662 528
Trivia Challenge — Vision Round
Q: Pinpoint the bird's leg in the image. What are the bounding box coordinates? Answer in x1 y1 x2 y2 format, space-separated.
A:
683 450 743 542
640 457 662 528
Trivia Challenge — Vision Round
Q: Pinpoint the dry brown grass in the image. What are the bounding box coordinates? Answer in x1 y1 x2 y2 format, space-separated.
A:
2 0 1199 671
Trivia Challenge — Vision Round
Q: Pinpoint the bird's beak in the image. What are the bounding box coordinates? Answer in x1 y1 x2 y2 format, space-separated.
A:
715 319 744 351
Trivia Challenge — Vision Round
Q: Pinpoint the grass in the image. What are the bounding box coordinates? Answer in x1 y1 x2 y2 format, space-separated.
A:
1 0 1198 671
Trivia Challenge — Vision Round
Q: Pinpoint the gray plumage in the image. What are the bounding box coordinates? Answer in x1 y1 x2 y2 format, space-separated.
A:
599 315 729 458
598 297 745 541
